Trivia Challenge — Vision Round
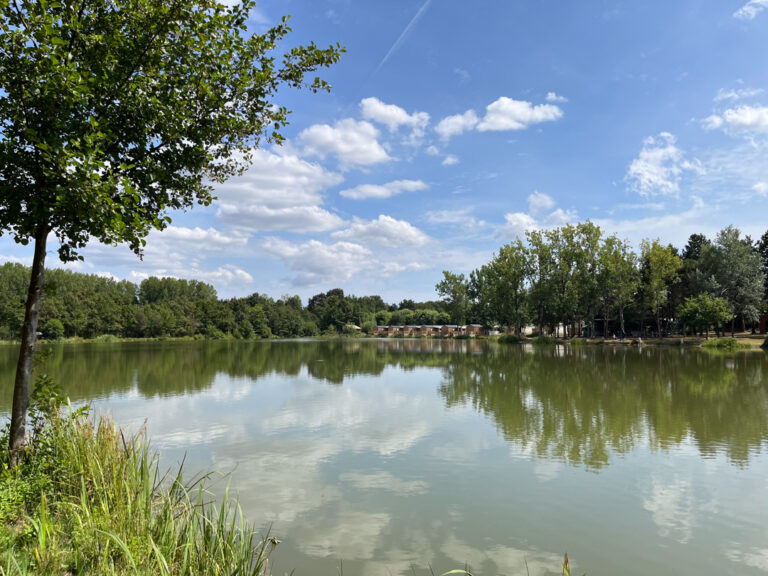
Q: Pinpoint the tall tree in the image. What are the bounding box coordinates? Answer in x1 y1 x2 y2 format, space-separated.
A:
435 271 469 325
706 226 765 335
598 235 638 337
0 0 342 462
526 229 556 336
640 239 682 337
756 229 768 312
471 240 530 334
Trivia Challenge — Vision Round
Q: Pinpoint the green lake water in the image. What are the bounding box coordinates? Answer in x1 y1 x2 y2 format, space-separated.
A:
1 339 767 575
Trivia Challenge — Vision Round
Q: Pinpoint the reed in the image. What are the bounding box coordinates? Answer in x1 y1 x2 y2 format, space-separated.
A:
0 386 273 576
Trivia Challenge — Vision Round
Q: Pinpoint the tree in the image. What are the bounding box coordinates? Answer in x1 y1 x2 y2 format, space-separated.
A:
470 240 530 334
0 0 342 462
755 229 768 312
435 271 469 325
694 227 765 335
677 294 732 339
598 235 638 337
526 229 556 336
640 239 681 337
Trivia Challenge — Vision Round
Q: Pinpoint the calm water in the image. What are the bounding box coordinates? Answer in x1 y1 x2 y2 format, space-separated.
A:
1 340 768 576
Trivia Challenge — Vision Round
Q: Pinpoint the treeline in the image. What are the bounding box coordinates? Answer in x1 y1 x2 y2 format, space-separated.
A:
0 267 447 340
436 223 768 338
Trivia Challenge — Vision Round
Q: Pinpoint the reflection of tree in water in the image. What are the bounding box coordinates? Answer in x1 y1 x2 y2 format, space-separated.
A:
438 345 768 467
1 340 766 466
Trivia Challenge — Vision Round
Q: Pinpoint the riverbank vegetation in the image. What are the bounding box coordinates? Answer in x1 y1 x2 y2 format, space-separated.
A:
440 223 768 339
0 382 273 575
1 223 766 343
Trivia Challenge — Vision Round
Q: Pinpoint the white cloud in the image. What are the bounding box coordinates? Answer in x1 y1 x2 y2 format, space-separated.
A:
476 97 564 132
359 97 429 137
262 238 373 285
425 145 440 156
733 0 768 20
702 114 724 131
214 149 343 208
213 149 345 234
546 91 568 103
218 205 344 233
753 182 768 196
300 119 392 168
331 215 430 247
191 265 254 285
498 192 577 239
426 208 485 229
500 212 539 239
442 154 459 166
722 105 768 132
527 191 556 215
454 67 471 83
625 132 703 197
339 179 428 200
714 87 763 102
435 110 479 141
158 226 250 249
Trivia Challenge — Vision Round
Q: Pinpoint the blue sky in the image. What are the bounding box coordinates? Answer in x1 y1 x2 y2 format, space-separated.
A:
3 0 768 301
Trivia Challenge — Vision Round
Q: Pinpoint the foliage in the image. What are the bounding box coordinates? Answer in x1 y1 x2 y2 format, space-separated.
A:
701 338 751 351
469 239 530 334
0 389 275 575
640 239 682 336
41 319 64 341
436 271 470 325
678 294 732 338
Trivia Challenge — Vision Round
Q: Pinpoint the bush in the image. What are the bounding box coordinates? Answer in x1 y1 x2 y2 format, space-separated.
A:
497 334 522 344
41 319 64 341
701 337 750 351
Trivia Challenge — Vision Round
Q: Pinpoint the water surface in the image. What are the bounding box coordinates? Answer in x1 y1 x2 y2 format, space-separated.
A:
1 340 767 576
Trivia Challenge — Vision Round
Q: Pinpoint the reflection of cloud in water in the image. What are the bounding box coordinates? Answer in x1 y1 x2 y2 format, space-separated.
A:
727 545 768 572
532 459 565 481
441 535 563 576
296 507 391 560
260 379 434 456
643 476 695 543
212 437 343 524
340 471 430 495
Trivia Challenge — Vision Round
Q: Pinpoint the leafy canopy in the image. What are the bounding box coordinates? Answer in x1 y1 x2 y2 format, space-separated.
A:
0 0 343 259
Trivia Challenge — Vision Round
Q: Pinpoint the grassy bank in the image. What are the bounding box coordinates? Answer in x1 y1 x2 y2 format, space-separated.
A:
0 385 273 575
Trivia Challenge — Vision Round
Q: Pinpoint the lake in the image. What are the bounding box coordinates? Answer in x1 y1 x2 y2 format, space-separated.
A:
1 339 767 575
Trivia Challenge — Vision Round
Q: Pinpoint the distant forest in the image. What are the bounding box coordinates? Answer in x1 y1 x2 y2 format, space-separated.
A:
1 223 767 341
0 264 448 340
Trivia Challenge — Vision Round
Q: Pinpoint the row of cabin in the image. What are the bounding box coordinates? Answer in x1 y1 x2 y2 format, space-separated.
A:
373 324 487 337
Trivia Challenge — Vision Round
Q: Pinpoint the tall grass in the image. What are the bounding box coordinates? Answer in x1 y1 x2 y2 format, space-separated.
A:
701 337 751 351
0 387 274 575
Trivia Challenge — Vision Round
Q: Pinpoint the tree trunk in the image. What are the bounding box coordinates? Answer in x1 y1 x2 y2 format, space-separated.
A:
9 228 48 467
619 306 626 338
730 317 735 338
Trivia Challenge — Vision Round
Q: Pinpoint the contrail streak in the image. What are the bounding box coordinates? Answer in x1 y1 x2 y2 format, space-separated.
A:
376 0 433 72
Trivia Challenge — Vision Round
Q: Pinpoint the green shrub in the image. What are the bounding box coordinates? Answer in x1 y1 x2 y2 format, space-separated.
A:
41 319 64 341
498 334 522 344
531 336 555 345
92 334 120 343
701 337 751 351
